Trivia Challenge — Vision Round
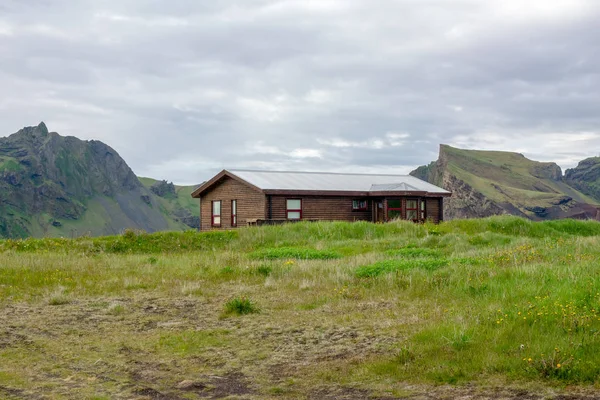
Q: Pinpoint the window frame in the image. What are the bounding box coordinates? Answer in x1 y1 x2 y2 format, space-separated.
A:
286 198 303 220
352 199 368 211
387 198 402 221
211 200 222 227
231 199 237 227
405 198 419 221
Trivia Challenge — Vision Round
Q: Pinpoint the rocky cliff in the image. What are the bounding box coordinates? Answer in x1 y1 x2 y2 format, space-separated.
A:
564 158 600 202
411 145 600 221
0 123 199 238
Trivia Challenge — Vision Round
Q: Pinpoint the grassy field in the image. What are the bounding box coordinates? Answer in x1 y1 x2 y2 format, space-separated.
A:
2 217 600 399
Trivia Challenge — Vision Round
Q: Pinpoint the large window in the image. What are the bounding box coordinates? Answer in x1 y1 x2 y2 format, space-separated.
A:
352 199 368 211
387 199 402 220
406 199 418 221
231 200 237 227
286 199 302 220
211 200 221 227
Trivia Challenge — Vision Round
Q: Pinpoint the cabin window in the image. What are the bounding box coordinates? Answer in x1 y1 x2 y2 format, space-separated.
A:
406 199 418 221
231 200 237 227
420 200 426 220
286 199 302 220
387 199 402 220
212 200 221 227
352 199 368 211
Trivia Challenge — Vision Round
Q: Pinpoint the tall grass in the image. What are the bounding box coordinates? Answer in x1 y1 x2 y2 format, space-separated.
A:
2 215 600 394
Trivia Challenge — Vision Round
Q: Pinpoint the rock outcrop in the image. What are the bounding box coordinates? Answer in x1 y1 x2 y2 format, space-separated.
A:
564 157 600 201
410 145 600 221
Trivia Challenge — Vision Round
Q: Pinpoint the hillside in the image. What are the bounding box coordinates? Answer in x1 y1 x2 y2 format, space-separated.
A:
0 123 199 238
411 145 600 220
138 177 200 230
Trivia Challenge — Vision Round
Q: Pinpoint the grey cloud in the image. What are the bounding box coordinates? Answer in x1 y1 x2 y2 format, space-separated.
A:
1 0 600 184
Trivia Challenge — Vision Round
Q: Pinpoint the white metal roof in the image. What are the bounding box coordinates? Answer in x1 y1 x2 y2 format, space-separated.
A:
228 169 450 194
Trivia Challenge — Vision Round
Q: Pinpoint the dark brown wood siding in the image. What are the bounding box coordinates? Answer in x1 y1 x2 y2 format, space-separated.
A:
200 176 266 230
270 196 372 222
426 198 441 223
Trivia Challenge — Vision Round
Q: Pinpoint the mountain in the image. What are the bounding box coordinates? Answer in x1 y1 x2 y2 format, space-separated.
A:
0 123 199 238
410 145 600 220
564 158 600 201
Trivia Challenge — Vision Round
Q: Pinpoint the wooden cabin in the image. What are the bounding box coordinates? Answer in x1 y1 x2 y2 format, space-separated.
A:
191 169 451 230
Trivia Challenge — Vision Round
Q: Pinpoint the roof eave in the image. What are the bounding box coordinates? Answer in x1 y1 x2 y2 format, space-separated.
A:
262 189 452 197
263 189 369 196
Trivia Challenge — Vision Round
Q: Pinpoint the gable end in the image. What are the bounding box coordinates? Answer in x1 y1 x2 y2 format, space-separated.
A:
191 169 264 198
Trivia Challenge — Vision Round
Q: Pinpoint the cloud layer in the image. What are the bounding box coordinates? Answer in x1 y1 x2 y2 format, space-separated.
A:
1 0 600 184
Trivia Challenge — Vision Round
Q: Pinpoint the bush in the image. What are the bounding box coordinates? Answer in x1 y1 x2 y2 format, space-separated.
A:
224 296 260 316
255 265 272 277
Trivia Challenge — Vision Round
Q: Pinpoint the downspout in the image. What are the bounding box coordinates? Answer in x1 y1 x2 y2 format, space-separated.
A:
198 196 202 231
439 197 443 222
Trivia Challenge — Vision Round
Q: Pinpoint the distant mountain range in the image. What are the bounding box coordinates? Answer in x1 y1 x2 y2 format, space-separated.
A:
2 123 600 239
0 123 199 238
410 145 600 221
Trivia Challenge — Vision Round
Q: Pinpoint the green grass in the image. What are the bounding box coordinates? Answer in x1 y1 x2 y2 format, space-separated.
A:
355 258 449 277
385 247 443 258
0 229 237 254
157 329 229 355
223 296 260 316
0 157 23 173
249 247 341 260
1 216 600 398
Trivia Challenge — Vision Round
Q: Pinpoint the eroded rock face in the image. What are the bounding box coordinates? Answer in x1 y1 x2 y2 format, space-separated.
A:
530 162 563 181
172 206 200 229
565 157 600 201
150 180 177 198
441 174 508 220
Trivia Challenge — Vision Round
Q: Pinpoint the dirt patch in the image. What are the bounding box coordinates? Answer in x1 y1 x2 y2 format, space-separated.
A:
197 372 255 399
308 386 600 400
310 386 398 399
133 387 183 400
0 386 27 400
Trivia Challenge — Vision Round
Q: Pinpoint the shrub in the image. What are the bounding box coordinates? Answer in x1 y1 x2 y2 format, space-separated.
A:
224 296 260 316
255 265 272 277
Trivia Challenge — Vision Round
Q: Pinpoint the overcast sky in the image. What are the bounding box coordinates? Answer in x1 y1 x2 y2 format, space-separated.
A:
1 0 600 184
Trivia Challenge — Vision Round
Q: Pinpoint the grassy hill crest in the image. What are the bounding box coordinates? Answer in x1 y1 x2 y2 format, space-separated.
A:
411 145 600 220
